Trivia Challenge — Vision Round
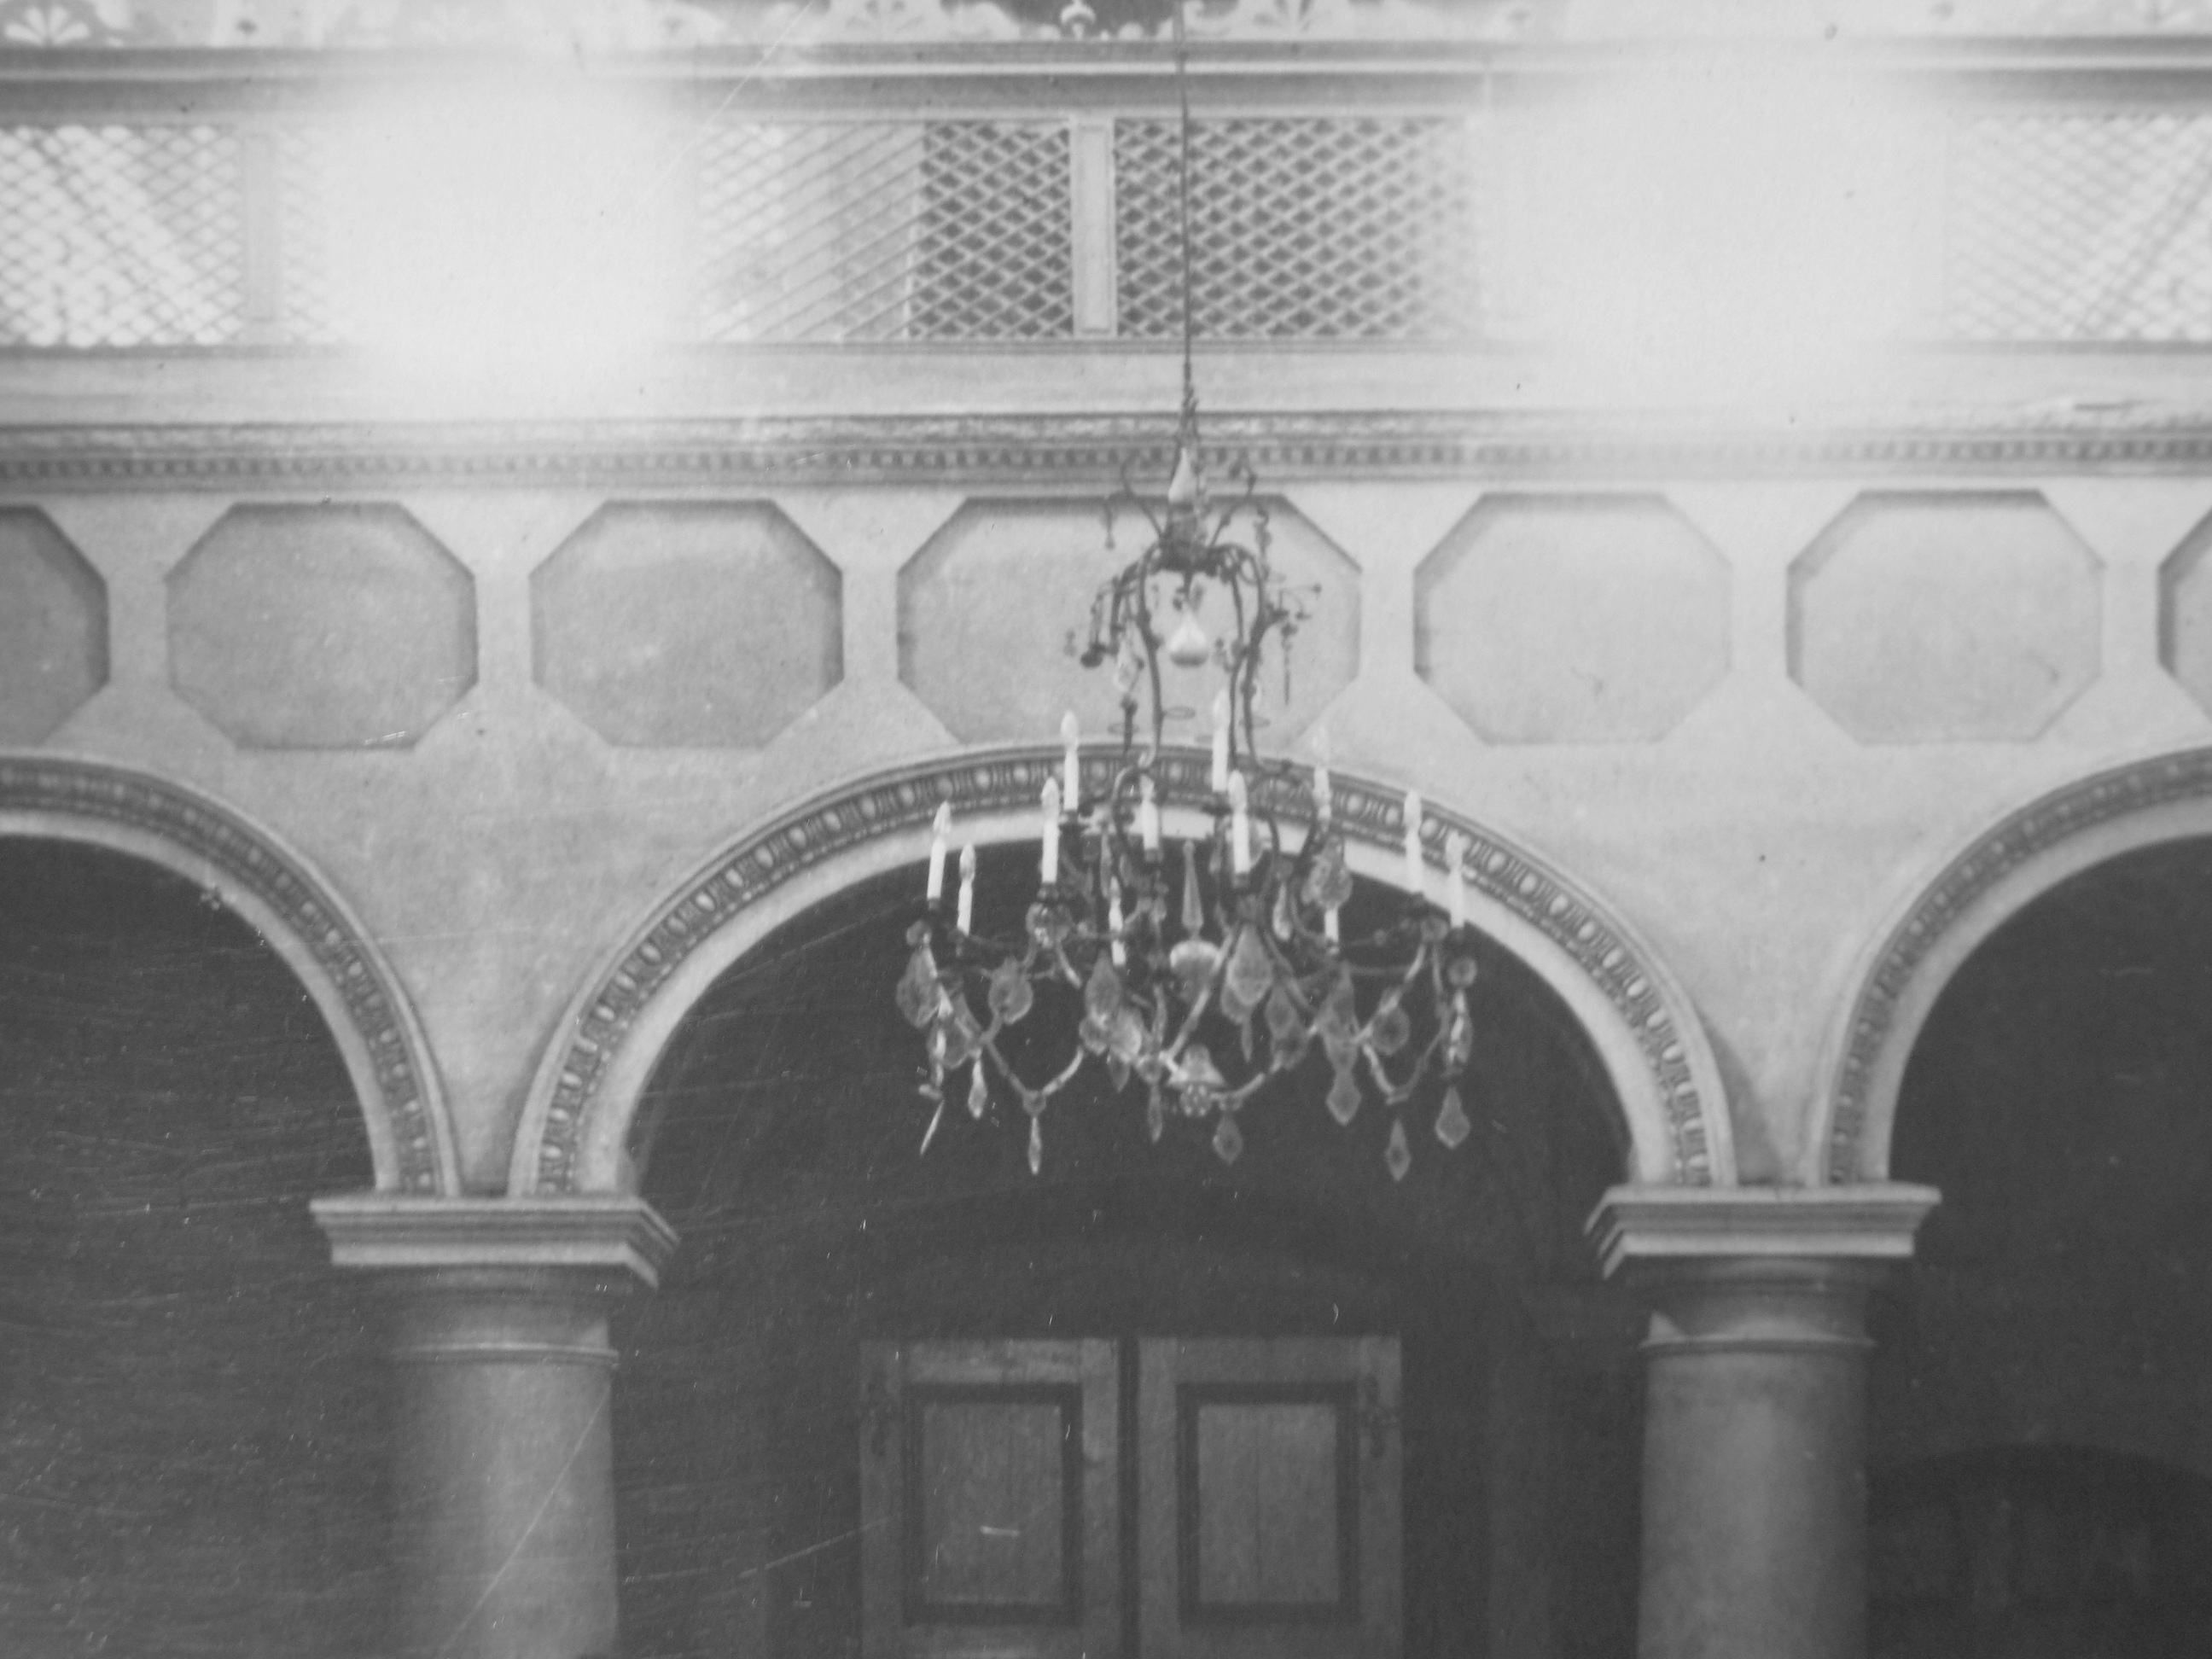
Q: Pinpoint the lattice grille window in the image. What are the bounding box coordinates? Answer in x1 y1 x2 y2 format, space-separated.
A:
276 125 343 345
1947 114 2212 342
697 119 1074 343
1115 116 1480 341
0 125 242 347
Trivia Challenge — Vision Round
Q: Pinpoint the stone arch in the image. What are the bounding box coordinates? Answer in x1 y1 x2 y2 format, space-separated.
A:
514 745 1732 1196
1817 743 2212 1185
0 753 456 1195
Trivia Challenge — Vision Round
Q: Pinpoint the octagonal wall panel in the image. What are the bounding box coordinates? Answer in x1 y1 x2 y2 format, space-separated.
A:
2157 509 2212 718
1414 494 1729 744
169 504 476 750
1789 492 2099 744
0 509 107 744
533 502 841 749
900 498 1358 747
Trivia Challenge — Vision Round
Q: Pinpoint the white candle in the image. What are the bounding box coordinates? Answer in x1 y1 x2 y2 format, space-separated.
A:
1060 710 1081 810
1041 778 1062 886
1108 878 1126 964
1445 830 1469 928
1210 690 1231 795
957 843 975 934
1311 724 1333 824
1138 775 1161 856
1403 790 1424 895
1227 771 1251 876
925 800 952 903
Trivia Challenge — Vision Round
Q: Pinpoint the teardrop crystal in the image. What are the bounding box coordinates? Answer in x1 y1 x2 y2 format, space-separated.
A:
1385 1119 1412 1182
1028 1114 1043 1175
1165 610 1210 668
1212 1112 1243 1166
1326 1065 1362 1126
1435 1085 1470 1150
968 1060 989 1118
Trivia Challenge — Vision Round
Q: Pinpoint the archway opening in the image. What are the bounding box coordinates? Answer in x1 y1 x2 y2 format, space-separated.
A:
1871 837 2212 1656
0 839 389 1657
611 846 1640 1659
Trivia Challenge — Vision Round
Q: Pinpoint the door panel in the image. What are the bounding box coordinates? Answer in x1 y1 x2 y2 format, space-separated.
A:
1142 1338 1401 1659
860 1341 1119 1659
862 1337 1398 1659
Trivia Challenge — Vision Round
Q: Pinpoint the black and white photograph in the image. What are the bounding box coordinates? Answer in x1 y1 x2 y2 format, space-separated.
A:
4 2 2212 1656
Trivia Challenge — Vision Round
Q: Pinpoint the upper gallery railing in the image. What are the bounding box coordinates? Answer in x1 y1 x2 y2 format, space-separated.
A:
9 3 2212 353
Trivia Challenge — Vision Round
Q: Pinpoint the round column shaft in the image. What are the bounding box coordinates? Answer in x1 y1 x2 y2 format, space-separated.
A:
314 1195 678 1659
1590 1185 1937 1659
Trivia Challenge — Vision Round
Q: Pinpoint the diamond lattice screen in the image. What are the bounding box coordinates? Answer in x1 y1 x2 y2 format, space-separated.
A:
1948 113 2212 341
697 120 1074 342
276 125 343 344
1115 116 1480 341
0 125 242 347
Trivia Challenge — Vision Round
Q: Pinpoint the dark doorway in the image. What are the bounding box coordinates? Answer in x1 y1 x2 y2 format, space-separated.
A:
613 847 1642 1659
1871 837 2212 1657
0 839 389 1658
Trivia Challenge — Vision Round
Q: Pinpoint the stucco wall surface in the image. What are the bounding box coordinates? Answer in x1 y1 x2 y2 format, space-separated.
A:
9 470 2211 1189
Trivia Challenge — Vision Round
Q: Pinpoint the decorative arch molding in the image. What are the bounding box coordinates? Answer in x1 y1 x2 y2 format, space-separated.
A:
0 753 456 1196
513 746 1732 1196
1819 744 2212 1185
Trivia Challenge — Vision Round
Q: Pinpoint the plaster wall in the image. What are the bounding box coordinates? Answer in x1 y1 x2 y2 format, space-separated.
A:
8 466 2209 1189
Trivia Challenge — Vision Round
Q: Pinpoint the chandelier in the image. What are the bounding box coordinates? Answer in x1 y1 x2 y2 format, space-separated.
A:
894 7 1480 1181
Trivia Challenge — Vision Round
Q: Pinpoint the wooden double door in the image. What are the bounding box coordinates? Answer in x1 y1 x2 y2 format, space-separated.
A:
859 1338 1400 1659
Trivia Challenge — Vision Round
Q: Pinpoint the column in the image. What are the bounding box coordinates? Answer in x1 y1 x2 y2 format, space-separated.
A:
313 1195 679 1659
1589 1185 1938 1659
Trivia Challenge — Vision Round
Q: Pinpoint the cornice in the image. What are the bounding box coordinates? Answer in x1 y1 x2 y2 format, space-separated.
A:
1587 1183 1941 1277
13 406 2212 489
311 1194 680 1287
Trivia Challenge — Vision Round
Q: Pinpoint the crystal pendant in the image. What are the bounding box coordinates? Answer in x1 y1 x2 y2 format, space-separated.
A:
968 1061 989 1118
1165 610 1210 668
1326 1065 1362 1125
1212 1112 1243 1166
1435 1085 1471 1150
1028 1113 1043 1175
1385 1118 1412 1182
1147 1086 1166 1142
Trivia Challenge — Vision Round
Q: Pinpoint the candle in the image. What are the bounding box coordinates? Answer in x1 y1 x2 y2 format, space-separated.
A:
1311 723 1332 824
1108 877 1126 965
1138 775 1161 857
1403 790 1424 894
1060 710 1081 810
1445 830 1469 928
1324 903 1340 945
956 844 975 934
1210 690 1231 795
925 800 952 904
1041 778 1062 886
1228 771 1251 876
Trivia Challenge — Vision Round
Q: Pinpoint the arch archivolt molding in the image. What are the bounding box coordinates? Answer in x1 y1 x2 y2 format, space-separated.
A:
515 746 1732 1196
0 754 455 1196
1819 744 2212 1185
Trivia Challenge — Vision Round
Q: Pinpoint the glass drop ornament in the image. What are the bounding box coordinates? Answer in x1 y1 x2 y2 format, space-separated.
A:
1164 610 1211 668
1385 1118 1412 1182
968 1060 989 1118
1212 1112 1243 1166
1326 1065 1362 1126
1027 1113 1043 1174
1435 1084 1470 1150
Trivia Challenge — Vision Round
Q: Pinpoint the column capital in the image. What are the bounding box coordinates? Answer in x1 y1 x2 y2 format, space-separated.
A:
311 1193 679 1289
1587 1183 1939 1278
